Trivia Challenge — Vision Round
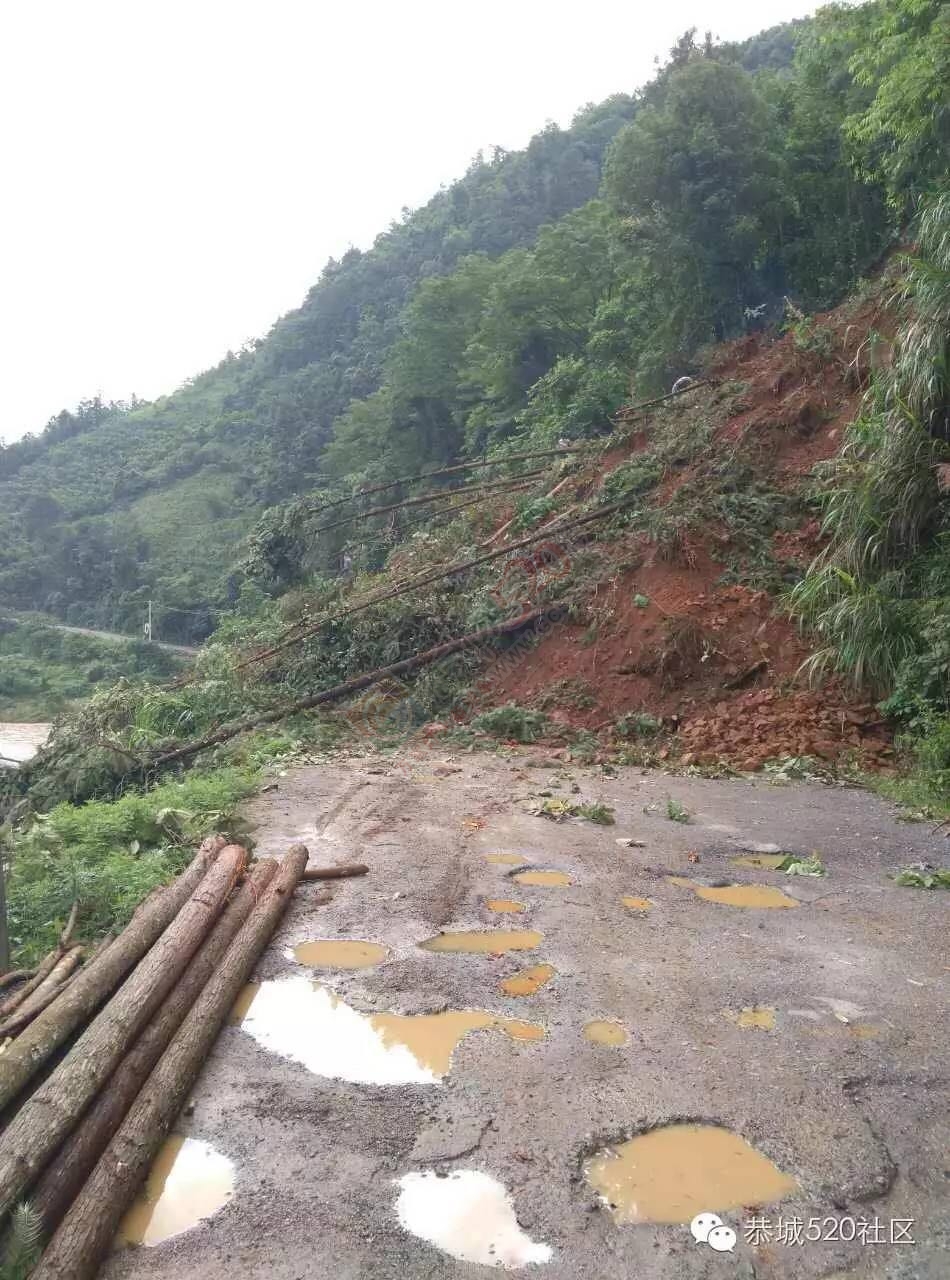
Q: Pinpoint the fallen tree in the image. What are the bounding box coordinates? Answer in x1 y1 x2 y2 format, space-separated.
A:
301 862 368 881
33 844 310 1280
32 857 279 1237
0 842 246 1218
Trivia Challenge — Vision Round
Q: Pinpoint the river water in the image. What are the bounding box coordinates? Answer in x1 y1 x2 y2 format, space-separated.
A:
0 723 51 766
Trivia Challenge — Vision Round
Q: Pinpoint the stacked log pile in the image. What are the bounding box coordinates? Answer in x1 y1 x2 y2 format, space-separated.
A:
0 836 354 1279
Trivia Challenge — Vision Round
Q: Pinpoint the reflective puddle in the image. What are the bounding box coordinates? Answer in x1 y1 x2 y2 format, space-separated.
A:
584 1123 796 1224
486 899 527 915
512 871 571 887
724 1005 776 1031
486 853 529 865
668 878 798 909
500 964 556 997
420 931 543 954
292 939 390 968
396 1170 553 1268
730 854 787 870
235 975 543 1084
621 896 652 912
584 1021 629 1047
115 1136 234 1247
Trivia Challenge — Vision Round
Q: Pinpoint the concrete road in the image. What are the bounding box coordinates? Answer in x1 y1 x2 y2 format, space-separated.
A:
103 750 949 1280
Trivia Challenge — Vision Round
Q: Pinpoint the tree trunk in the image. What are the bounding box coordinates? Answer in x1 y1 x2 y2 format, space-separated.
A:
0 834 225 1113
0 843 245 1217
32 858 278 1237
302 863 368 880
0 947 84 1040
32 844 309 1280
0 948 60 1018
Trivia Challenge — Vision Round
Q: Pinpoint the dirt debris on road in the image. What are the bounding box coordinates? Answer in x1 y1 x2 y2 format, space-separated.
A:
102 751 949 1279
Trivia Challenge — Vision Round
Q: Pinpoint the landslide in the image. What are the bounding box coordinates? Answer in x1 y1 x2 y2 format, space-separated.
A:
477 288 895 771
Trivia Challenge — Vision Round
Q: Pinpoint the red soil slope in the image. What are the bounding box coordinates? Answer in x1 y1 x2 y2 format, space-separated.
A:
479 295 894 770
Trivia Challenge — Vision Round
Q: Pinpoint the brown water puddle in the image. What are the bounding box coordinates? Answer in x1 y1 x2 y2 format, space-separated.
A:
235 975 544 1084
485 853 528 865
730 854 787 870
513 870 571 887
724 1005 776 1031
500 964 556 997
116 1136 234 1247
584 1123 796 1224
293 939 390 968
668 877 798 909
486 898 527 914
621 896 652 912
372 1010 543 1075
584 1020 629 1047
420 930 543 954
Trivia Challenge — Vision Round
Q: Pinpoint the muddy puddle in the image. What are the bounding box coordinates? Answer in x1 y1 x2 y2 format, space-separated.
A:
500 964 556 997
621 896 652 912
486 853 529 865
668 877 798 909
585 1123 796 1224
396 1170 553 1268
234 975 543 1084
115 1136 234 1248
292 939 390 968
486 899 527 914
724 1005 776 1031
730 854 787 870
420 930 543 954
584 1021 628 1047
512 871 571 887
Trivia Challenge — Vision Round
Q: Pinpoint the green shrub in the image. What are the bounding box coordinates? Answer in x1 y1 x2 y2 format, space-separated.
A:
472 703 549 744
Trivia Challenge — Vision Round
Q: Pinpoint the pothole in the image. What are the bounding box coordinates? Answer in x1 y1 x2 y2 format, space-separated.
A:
486 853 529 865
292 939 390 968
419 930 543 954
115 1136 234 1247
621 896 652 912
234 975 544 1083
512 871 571 887
500 964 556 997
723 1005 776 1031
584 1123 796 1224
486 899 527 915
396 1170 553 1268
730 854 787 870
584 1021 629 1047
668 877 798 909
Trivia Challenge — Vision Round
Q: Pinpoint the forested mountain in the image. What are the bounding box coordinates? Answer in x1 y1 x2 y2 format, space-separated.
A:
0 2 945 643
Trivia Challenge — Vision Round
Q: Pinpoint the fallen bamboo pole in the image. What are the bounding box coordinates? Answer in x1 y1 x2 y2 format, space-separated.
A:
0 843 246 1218
154 602 567 771
239 493 633 672
307 445 596 516
309 469 548 536
32 858 279 1238
0 947 84 1041
612 377 712 422
302 863 368 881
0 834 225 1120
33 844 310 1280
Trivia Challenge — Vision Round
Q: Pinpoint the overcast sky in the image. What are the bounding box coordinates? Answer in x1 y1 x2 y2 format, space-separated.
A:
1 0 817 443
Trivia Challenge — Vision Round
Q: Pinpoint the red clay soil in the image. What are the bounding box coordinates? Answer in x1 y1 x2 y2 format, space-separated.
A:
477 292 895 771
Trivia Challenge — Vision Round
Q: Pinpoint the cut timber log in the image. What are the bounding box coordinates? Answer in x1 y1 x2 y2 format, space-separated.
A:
0 842 245 1217
0 968 34 995
0 947 84 1040
33 844 310 1280
302 863 368 881
0 948 60 1018
0 834 227 1113
32 858 279 1238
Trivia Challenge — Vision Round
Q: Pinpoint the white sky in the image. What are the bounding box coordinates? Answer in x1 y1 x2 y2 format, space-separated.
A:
0 0 816 443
